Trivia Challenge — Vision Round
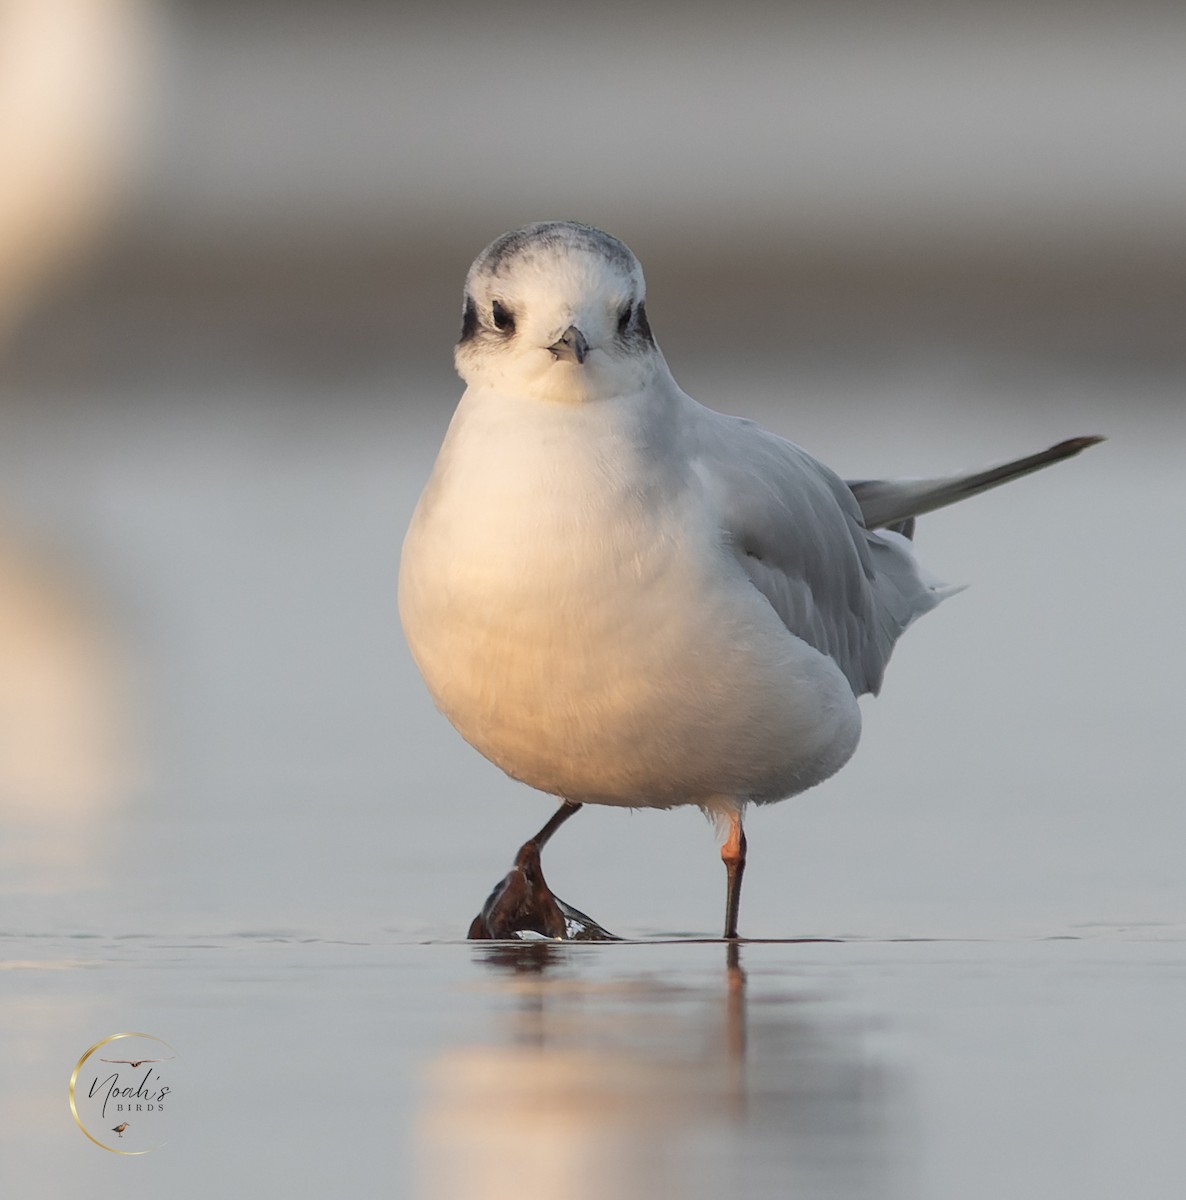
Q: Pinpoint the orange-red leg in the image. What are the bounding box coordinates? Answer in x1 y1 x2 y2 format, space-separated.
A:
720 811 747 940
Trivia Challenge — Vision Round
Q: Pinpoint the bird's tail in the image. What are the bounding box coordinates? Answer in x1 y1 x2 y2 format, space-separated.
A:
847 436 1104 531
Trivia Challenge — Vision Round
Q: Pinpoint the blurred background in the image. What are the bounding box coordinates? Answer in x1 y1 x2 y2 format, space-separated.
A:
2 0 1184 939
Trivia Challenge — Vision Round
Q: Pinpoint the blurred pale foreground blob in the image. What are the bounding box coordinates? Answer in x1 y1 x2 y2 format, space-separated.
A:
0 0 155 337
0 522 138 883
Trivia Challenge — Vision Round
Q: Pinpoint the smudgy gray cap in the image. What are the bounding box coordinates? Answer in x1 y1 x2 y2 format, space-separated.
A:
468 222 640 286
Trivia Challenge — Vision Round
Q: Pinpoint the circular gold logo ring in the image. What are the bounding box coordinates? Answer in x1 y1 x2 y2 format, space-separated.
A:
69 1032 178 1155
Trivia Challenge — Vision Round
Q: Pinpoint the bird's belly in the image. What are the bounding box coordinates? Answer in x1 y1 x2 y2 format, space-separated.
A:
400 500 861 808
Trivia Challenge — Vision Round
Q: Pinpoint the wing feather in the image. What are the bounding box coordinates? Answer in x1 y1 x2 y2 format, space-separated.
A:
691 411 949 696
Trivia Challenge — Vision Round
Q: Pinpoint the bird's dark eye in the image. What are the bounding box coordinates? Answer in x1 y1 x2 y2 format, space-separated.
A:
491 299 515 332
617 303 633 334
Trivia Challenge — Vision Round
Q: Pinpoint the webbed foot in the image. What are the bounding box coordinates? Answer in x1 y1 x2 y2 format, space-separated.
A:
467 810 617 941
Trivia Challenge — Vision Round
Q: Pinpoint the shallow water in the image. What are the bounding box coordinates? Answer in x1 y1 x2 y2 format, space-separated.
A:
6 931 1186 1198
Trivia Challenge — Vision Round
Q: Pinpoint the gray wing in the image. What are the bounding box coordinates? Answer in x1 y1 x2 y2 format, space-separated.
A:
847 436 1103 529
691 411 949 696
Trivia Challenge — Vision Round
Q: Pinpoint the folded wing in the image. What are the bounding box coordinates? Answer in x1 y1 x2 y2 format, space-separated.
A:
847 436 1103 530
691 411 951 697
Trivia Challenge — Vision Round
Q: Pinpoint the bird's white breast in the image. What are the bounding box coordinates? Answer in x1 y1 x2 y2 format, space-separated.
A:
399 386 861 809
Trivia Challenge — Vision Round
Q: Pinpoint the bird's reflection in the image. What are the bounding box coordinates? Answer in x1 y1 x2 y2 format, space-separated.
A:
418 942 906 1200
472 940 567 976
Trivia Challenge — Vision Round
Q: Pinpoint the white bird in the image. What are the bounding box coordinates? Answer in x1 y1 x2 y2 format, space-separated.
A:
399 221 1100 940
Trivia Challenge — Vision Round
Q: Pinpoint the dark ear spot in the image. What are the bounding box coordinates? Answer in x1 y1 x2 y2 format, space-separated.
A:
459 295 478 343
635 301 654 345
491 299 515 333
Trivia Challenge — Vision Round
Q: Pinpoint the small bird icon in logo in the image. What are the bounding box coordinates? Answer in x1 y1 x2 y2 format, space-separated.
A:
111 1123 129 1138
101 1057 172 1069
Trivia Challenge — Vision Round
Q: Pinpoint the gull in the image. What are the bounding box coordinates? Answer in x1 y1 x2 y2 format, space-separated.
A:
399 221 1101 940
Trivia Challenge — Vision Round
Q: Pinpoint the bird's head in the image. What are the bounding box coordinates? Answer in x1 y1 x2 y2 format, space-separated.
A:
454 221 660 403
